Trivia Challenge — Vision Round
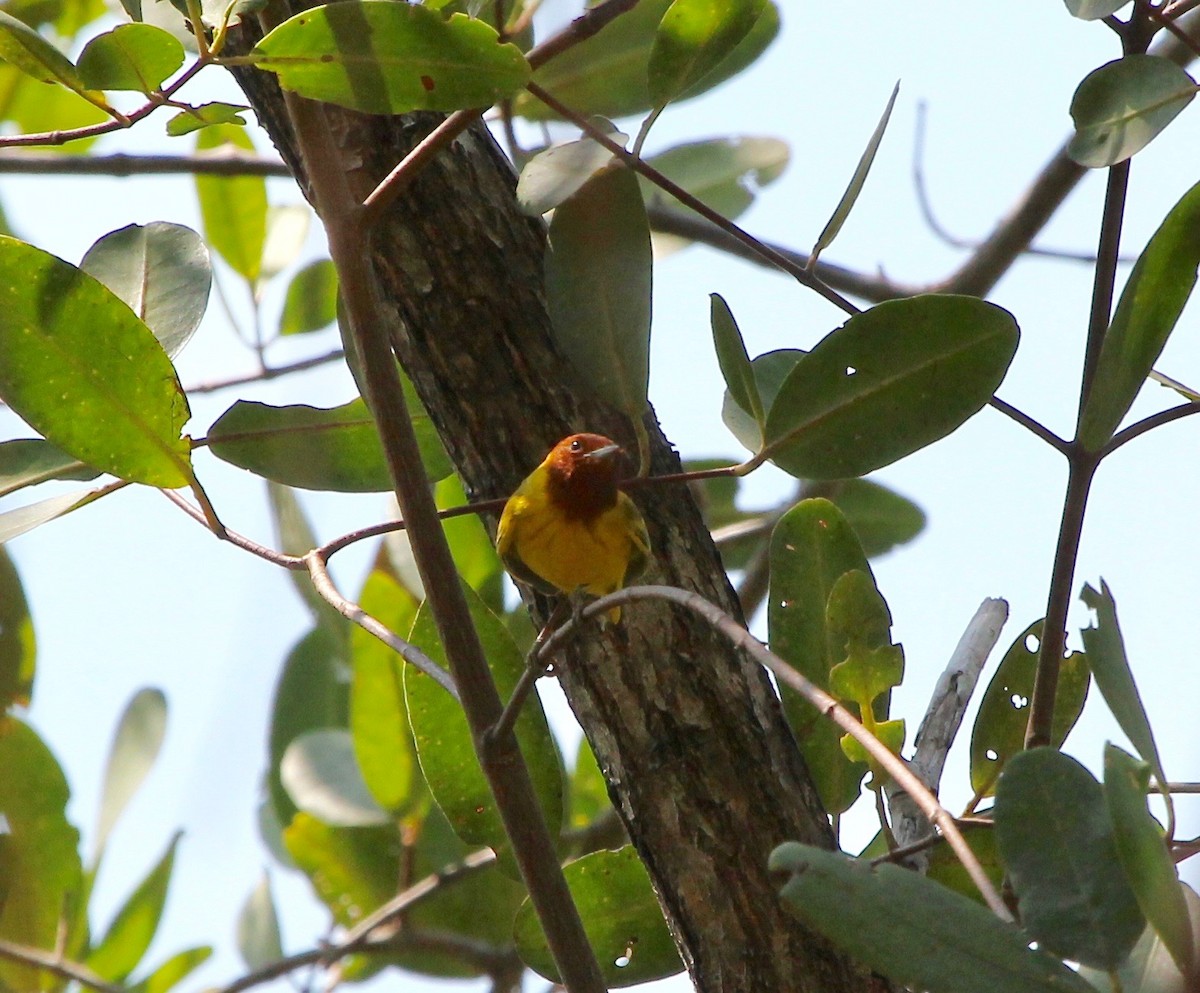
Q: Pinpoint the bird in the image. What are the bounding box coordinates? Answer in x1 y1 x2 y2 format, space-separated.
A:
496 433 651 623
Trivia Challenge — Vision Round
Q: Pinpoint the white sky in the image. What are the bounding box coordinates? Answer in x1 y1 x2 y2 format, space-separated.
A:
4 2 1200 991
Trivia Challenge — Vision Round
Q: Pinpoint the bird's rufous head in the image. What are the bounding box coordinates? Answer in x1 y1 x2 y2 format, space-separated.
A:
543 433 627 519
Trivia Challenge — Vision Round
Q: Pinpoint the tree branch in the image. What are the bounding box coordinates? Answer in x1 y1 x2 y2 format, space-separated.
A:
0 940 125 993
540 584 1013 922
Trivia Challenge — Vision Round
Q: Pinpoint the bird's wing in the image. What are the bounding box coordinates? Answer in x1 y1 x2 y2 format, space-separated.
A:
496 492 558 594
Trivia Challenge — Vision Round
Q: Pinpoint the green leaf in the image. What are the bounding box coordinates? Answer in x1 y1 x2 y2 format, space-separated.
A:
721 347 804 451
236 873 282 972
0 9 88 89
0 486 108 542
514 0 779 121
516 129 624 216
437 473 504 611
770 842 1094 993
94 687 167 861
195 124 267 284
546 163 652 421
1068 55 1196 168
647 0 765 107
828 479 926 559
267 626 348 827
279 258 337 335
0 546 35 714
1079 582 1167 792
80 222 211 359
398 806 527 979
1077 180 1200 450
810 80 898 265
514 846 681 987
252 3 530 114
0 719 82 993
568 735 612 831
76 23 183 91
165 101 250 136
284 814 400 930
1104 744 1194 978
1065 0 1130 18
711 292 764 430
261 206 311 282
0 438 98 497
0 236 192 488
128 946 212 993
969 618 1089 797
0 63 107 154
767 498 872 814
207 397 451 491
640 135 789 223
1077 885 1200 993
349 568 424 816
87 832 182 983
995 748 1143 969
924 823 1005 906
281 728 389 826
406 584 563 872
762 295 1020 479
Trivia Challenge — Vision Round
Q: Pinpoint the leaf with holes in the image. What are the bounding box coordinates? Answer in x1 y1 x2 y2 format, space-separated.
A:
762 295 1019 480
768 498 873 813
969 618 1089 797
0 237 192 488
514 846 681 987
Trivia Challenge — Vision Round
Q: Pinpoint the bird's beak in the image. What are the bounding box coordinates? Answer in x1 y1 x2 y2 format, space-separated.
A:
583 443 623 461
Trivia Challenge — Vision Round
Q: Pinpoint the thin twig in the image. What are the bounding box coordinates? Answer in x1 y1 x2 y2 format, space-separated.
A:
304 551 459 699
527 83 861 316
539 584 1013 921
0 940 124 993
989 396 1069 453
645 204 914 303
0 60 208 149
161 489 302 568
0 150 289 176
185 348 346 396
1101 400 1200 456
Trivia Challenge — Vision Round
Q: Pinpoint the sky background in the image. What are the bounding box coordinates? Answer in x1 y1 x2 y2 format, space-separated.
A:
4 1 1200 991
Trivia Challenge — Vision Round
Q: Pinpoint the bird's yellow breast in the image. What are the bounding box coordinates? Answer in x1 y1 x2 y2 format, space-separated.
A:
498 490 645 597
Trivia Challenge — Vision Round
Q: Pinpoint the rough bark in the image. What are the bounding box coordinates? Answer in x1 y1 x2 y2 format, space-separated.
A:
228 15 871 991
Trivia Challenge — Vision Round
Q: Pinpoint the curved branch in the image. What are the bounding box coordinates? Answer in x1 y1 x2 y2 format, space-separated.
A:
540 584 1013 922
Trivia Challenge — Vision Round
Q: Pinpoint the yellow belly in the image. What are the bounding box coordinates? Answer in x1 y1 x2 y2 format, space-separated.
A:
510 509 634 596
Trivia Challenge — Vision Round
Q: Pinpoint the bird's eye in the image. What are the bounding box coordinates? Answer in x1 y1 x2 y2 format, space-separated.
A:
570 439 584 452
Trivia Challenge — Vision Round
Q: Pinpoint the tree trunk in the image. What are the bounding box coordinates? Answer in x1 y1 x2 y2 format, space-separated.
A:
228 15 871 991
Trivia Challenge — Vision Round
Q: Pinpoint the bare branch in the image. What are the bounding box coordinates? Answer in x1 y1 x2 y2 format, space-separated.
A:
0 940 125 993
0 150 289 177
885 598 1009 862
